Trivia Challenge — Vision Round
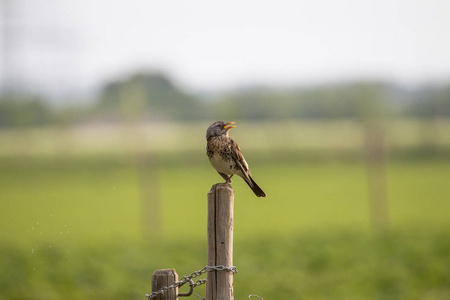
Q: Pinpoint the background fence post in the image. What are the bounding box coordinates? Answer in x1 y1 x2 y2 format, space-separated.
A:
206 183 234 300
151 269 178 300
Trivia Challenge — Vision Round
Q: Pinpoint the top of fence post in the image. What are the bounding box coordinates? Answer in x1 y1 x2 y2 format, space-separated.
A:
151 269 178 300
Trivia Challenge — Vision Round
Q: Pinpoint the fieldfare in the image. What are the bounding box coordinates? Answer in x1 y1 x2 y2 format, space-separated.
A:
206 121 266 197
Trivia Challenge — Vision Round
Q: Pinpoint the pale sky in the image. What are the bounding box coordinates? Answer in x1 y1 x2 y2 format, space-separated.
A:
3 0 450 98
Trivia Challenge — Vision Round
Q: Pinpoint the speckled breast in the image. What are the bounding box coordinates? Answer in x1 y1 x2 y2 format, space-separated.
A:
206 136 237 175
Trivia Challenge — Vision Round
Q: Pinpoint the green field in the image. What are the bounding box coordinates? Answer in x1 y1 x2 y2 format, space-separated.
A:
1 121 450 299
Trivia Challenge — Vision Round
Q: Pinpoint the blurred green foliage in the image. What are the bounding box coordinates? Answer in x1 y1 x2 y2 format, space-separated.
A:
1 71 450 127
213 82 390 121
0 96 53 127
96 72 203 121
1 231 449 300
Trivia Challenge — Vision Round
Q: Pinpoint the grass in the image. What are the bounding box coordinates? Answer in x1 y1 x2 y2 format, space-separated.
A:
3 154 450 244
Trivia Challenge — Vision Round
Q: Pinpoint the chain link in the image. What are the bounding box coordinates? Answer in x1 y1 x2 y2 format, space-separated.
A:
145 265 237 299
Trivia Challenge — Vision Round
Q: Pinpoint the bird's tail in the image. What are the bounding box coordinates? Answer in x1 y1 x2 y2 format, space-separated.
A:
244 175 266 197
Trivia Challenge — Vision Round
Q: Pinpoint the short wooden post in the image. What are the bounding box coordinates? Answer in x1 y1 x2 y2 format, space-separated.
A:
151 269 178 300
206 183 234 300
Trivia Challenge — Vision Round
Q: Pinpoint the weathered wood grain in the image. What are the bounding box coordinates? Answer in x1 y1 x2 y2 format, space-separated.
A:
206 183 234 300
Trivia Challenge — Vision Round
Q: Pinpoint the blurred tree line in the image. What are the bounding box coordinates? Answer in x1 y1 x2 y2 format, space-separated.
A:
1 71 450 127
95 72 203 121
0 95 53 127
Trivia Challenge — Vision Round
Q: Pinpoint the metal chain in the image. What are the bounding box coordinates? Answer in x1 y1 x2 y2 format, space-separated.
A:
192 278 207 288
145 265 237 299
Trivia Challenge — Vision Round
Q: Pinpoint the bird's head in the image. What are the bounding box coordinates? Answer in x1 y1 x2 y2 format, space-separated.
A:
206 121 236 140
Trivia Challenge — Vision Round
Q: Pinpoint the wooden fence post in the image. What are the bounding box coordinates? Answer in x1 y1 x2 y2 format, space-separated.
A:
151 269 178 300
206 183 234 300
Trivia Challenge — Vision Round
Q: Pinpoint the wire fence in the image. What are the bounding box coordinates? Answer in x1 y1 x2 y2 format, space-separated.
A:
145 265 237 300
145 265 262 300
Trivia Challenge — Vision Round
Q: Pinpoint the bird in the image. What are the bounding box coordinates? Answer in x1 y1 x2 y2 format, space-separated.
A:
206 121 266 197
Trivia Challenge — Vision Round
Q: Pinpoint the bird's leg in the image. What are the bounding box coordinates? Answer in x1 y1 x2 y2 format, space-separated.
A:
218 172 233 184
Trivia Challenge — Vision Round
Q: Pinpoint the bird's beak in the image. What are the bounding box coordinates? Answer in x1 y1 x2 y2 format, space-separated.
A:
224 122 236 130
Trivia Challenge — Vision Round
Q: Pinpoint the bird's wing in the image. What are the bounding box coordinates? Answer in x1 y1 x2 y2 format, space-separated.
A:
228 138 252 181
